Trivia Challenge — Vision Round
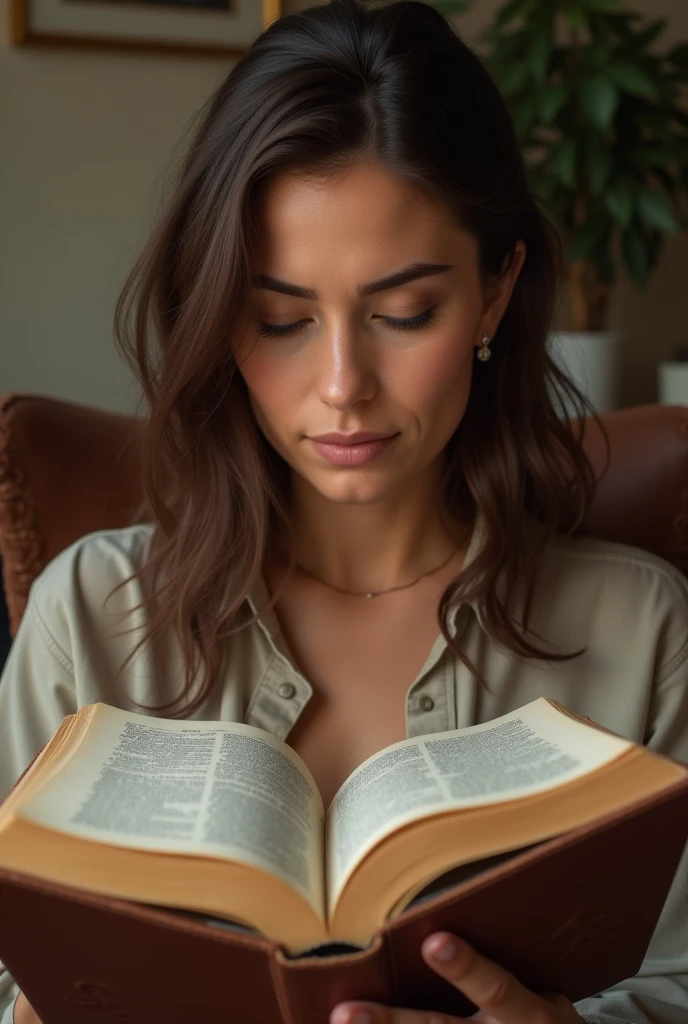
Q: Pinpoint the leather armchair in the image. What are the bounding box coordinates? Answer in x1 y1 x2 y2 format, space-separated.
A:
1 392 687 638
0 394 145 635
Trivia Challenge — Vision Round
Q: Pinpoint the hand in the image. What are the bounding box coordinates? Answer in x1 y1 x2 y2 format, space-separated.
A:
14 991 42 1024
329 932 584 1024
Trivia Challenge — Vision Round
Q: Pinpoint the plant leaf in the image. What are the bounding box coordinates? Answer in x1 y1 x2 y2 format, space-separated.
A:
525 6 553 81
578 75 619 130
495 0 533 28
651 167 679 198
569 217 610 262
529 25 552 82
539 81 570 123
621 225 650 287
531 169 561 205
606 62 659 98
634 18 667 49
513 94 539 138
553 138 578 188
585 135 612 195
488 31 528 64
593 243 616 285
565 6 587 30
495 60 530 96
630 146 677 170
637 190 679 232
586 37 612 71
604 180 635 228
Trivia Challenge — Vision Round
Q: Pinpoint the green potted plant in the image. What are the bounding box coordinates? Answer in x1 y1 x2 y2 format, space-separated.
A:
433 0 688 411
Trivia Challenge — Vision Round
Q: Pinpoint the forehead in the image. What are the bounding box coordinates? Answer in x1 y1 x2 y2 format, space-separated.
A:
253 161 471 260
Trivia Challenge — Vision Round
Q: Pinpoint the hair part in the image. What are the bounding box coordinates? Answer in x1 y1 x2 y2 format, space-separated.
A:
109 0 608 717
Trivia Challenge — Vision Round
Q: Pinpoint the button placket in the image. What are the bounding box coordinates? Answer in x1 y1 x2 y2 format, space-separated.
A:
406 645 460 738
405 610 468 737
245 655 311 740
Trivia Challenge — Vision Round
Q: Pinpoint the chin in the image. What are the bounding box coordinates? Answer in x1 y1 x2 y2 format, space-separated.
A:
309 473 400 505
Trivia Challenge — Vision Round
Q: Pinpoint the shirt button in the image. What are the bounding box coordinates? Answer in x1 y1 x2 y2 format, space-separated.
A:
278 682 296 699
419 696 435 711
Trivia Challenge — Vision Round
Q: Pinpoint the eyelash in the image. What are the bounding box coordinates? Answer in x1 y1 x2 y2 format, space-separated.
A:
258 306 439 339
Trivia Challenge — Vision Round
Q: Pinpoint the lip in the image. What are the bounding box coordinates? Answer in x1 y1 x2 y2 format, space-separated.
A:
309 431 397 444
309 434 399 466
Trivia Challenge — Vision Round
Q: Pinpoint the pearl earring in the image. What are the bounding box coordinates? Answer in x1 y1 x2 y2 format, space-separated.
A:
476 332 492 362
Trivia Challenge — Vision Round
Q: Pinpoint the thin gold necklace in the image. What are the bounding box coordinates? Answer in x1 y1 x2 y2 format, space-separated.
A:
294 545 461 599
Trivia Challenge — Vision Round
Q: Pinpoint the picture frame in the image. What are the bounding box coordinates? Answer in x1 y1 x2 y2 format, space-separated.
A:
10 0 283 57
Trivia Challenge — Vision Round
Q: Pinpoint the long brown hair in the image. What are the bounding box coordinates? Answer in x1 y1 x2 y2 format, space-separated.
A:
110 0 608 717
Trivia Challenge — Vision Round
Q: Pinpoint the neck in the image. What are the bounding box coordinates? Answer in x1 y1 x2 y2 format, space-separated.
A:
274 474 472 596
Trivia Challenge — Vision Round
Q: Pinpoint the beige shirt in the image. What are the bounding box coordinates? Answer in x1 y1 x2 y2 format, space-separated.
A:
1 514 688 1023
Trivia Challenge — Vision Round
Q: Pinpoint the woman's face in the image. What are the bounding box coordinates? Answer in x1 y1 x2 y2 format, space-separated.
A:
235 160 524 508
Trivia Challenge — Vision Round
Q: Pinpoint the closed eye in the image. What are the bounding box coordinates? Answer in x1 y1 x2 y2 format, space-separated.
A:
258 306 439 339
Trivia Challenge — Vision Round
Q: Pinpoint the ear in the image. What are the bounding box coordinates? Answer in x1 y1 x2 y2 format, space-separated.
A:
480 240 527 340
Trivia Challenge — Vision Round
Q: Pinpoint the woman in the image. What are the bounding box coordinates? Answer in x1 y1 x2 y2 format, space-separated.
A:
1 1 687 1022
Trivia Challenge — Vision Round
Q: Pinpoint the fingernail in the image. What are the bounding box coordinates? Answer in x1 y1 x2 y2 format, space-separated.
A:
330 1006 373 1024
427 935 458 962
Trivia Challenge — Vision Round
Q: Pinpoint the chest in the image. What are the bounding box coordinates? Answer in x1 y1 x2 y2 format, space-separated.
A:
266 577 446 809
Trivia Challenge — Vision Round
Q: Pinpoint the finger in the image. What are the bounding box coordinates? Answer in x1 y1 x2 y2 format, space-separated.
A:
421 933 560 1024
330 999 461 1024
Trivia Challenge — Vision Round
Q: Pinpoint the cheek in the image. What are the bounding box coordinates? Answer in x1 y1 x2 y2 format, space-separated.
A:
393 338 474 417
238 352 294 432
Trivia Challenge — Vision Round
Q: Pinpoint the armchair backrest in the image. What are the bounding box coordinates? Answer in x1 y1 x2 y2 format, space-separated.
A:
0 394 145 634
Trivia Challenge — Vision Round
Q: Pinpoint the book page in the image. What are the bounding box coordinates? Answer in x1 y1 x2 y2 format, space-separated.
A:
326 697 632 909
18 705 326 918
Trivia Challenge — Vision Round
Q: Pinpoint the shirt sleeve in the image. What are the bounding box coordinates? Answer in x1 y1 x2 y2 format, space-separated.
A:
574 572 688 1024
0 582 78 1021
0 991 16 1024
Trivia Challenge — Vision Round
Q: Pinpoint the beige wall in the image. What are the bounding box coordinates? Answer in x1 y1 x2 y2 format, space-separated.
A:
1 0 687 413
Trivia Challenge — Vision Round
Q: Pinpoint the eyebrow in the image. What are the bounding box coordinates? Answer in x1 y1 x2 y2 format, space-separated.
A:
251 261 454 300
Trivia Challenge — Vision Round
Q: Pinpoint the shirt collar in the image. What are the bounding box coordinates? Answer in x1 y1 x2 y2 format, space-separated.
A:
450 506 488 632
461 507 548 634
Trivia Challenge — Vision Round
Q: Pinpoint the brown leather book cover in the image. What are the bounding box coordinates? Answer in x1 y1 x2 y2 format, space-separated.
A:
1 775 687 1024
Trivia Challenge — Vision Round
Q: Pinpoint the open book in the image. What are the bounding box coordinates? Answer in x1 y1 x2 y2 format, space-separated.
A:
0 697 685 956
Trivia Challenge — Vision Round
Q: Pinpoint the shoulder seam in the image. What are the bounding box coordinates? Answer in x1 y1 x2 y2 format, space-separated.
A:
546 536 686 587
548 536 688 686
61 521 155 554
656 635 688 685
30 594 75 675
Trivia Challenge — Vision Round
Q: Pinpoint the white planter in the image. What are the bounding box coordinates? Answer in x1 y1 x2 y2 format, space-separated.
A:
547 330 622 417
658 363 688 406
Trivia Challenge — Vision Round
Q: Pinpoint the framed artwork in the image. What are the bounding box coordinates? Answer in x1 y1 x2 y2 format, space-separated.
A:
10 0 283 56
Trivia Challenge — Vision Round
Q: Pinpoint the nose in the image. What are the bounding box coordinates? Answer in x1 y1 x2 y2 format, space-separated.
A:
317 327 378 410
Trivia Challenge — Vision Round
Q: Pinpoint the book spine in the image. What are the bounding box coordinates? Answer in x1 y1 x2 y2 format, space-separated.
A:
270 934 393 1024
